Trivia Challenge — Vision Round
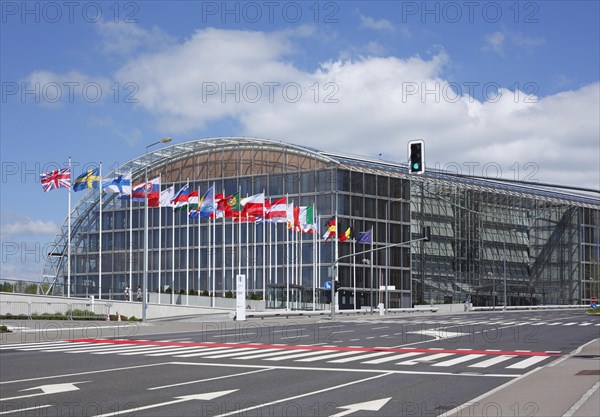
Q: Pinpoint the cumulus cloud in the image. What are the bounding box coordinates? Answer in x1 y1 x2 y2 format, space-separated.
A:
26 27 600 190
0 212 59 239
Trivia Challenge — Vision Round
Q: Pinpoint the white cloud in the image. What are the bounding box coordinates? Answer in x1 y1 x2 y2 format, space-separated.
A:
483 30 545 56
113 28 598 190
484 31 506 55
97 21 176 56
31 27 598 191
1 212 59 239
358 13 395 32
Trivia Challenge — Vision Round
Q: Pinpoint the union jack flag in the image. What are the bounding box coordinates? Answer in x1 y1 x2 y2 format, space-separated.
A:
40 167 71 192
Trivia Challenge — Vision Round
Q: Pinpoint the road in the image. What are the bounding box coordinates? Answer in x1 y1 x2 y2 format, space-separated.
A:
1 310 598 416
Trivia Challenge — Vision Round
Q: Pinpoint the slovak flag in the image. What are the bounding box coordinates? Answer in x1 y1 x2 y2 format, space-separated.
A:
132 177 160 207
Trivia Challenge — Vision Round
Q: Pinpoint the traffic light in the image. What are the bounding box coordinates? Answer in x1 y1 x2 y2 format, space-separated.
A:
423 226 431 242
334 280 341 292
408 140 425 174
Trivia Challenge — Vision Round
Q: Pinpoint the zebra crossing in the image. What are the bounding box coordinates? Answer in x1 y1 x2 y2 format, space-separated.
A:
0 339 559 371
347 319 600 327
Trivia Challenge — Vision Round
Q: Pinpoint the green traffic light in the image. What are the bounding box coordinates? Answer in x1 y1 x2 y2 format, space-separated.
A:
412 162 421 170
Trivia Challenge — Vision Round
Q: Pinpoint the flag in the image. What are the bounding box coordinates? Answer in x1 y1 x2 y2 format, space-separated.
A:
339 226 352 242
286 203 295 229
266 197 287 222
241 193 265 217
292 206 301 231
299 205 317 233
132 177 160 206
188 190 199 218
199 186 217 218
103 174 131 196
211 193 225 219
40 167 71 192
159 186 174 207
357 230 373 244
171 184 189 211
218 192 242 218
322 216 336 241
73 168 100 192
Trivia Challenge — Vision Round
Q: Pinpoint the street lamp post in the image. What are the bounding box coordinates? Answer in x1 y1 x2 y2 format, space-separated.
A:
503 241 507 309
142 137 172 323
362 258 373 314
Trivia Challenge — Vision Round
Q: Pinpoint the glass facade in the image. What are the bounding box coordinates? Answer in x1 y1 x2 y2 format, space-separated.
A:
43 138 600 308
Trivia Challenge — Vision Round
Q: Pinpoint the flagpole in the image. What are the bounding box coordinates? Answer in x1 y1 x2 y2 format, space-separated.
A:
334 210 339 316
285 197 290 311
208 196 212 307
197 190 201 300
212 184 217 306
186 181 190 306
353 237 356 310
370 226 374 314
246 206 250 294
67 157 71 298
98 162 103 299
231 208 234 293
129 190 133 301
238 187 241 281
222 190 226 297
171 184 175 305
312 206 317 311
262 190 266 304
157 175 162 304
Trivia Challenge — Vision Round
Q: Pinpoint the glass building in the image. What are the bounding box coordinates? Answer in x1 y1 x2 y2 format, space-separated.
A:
42 137 600 308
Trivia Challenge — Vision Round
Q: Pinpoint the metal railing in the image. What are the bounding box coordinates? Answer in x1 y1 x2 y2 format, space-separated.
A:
0 299 110 320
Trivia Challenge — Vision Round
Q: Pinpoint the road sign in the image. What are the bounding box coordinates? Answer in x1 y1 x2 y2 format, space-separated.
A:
324 280 332 290
236 275 246 321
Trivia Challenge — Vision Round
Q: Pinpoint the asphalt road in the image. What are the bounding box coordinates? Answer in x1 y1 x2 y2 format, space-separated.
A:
1 310 598 416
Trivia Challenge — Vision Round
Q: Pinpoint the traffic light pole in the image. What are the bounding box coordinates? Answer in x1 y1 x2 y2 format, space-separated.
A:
330 230 430 320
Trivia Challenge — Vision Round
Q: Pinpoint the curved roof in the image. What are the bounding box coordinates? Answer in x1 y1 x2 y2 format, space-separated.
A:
42 136 599 285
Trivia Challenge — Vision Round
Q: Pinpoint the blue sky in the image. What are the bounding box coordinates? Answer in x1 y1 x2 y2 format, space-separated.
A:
1 1 599 281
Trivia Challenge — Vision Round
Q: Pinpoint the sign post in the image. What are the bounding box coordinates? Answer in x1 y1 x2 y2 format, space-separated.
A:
236 274 246 321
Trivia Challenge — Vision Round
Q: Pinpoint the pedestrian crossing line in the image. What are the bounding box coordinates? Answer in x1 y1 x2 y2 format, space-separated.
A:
562 322 577 326
506 356 549 369
41 343 119 353
203 348 261 359
295 351 362 363
328 351 391 363
263 350 326 361
145 347 215 357
468 355 516 368
174 347 236 358
397 353 454 366
432 354 485 367
0 340 562 370
362 352 426 364
118 346 190 355
21 343 108 353
89 344 170 354
11 342 92 351
233 349 292 360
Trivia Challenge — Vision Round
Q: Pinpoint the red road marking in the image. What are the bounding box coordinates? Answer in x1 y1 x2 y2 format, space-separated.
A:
66 339 561 357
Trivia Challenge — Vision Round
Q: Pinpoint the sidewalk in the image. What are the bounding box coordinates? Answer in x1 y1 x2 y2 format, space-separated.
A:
442 338 600 417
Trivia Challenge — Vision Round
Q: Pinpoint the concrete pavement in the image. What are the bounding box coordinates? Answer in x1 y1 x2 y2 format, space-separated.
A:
442 338 600 417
